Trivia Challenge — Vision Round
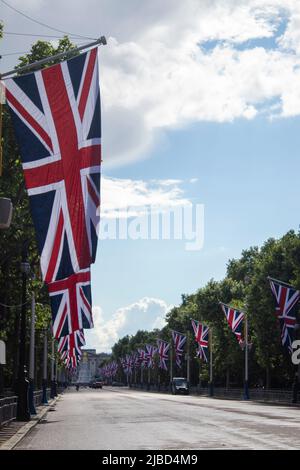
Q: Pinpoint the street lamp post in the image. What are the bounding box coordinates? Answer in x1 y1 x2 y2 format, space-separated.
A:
50 339 56 399
16 247 30 421
28 293 37 414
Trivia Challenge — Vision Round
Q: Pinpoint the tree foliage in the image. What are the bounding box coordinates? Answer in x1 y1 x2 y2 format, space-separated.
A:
111 231 300 388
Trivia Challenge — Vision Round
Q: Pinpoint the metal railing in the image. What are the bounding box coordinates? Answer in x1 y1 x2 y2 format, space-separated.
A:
192 386 300 403
0 385 66 427
131 384 300 403
0 395 17 427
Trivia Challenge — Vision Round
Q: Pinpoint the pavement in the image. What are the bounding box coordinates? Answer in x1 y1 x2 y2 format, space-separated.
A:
0 395 60 450
9 387 300 450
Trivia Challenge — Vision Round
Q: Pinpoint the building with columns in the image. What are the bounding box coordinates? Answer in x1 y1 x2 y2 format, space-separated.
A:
73 350 110 384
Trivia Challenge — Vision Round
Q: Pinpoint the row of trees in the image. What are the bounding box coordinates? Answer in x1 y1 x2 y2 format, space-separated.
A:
109 230 300 389
0 34 77 393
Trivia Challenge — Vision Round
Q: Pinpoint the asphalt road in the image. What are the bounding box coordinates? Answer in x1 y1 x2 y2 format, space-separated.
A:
16 387 300 450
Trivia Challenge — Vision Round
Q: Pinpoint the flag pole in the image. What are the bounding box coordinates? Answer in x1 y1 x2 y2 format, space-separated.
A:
0 36 107 79
147 366 150 391
209 328 213 397
170 344 173 392
244 316 249 400
267 276 296 289
186 331 190 388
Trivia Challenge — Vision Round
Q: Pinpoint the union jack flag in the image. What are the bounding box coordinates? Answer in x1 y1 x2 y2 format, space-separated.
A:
58 329 85 357
120 356 132 375
109 361 118 378
127 355 134 375
145 344 157 368
4 47 101 283
220 302 245 345
64 352 80 369
171 330 186 368
137 348 147 367
269 277 300 354
61 342 82 368
191 319 209 362
157 339 170 371
61 348 82 363
48 268 93 339
131 352 139 370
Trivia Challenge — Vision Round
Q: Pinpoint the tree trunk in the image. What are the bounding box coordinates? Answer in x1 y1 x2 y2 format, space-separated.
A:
266 365 271 390
226 368 230 389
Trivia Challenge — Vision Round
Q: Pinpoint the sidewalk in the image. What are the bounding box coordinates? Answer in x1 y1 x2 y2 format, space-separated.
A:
0 395 61 450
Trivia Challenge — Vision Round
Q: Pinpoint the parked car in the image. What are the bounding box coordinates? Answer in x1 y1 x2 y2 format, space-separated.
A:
90 381 103 389
171 377 189 395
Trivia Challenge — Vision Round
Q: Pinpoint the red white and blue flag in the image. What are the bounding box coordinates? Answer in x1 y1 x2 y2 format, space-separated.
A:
121 356 132 376
137 348 147 367
101 361 118 379
269 277 300 354
191 319 209 362
64 352 80 369
4 47 101 283
171 330 186 368
58 329 85 357
48 268 93 339
220 302 245 345
157 339 170 371
145 344 157 368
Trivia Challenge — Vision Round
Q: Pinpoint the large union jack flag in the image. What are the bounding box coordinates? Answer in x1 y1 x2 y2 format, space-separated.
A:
121 356 133 376
171 330 186 368
220 302 245 345
157 339 170 371
269 277 300 354
61 347 82 363
58 329 85 357
191 319 209 362
137 348 147 367
145 344 157 368
48 268 93 339
4 47 101 283
64 351 80 370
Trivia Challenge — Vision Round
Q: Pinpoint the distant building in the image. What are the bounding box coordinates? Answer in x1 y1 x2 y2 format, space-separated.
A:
74 349 110 384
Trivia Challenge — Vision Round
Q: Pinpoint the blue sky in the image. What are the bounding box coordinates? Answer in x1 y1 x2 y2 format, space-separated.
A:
97 114 300 310
1 0 300 351
90 113 300 351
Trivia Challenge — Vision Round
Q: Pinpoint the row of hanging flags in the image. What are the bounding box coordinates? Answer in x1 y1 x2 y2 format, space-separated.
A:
3 46 102 369
100 276 300 378
2 42 299 372
99 333 186 380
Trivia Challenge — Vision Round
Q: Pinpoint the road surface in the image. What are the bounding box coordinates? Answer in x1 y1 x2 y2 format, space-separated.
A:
16 387 300 450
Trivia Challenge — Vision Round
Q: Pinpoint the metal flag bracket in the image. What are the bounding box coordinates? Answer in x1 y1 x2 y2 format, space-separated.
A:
0 36 107 79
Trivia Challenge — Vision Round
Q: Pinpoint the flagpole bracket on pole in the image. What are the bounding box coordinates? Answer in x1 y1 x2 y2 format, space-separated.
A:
0 36 108 79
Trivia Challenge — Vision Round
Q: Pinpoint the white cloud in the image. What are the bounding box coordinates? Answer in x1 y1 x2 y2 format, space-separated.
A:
84 297 172 353
97 0 300 167
2 0 300 167
4 0 44 8
101 176 191 219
